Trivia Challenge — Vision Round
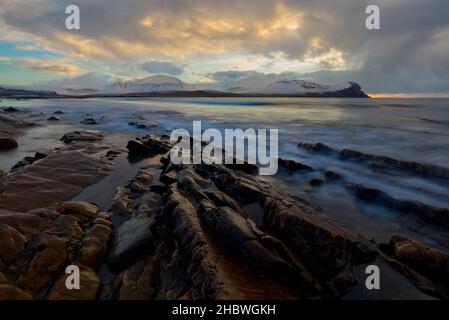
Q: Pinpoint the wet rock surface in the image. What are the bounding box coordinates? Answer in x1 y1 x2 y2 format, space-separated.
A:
299 141 449 181
0 141 112 212
1 130 448 300
0 201 112 300
61 130 105 144
379 234 449 298
104 135 378 299
347 183 449 230
0 112 35 150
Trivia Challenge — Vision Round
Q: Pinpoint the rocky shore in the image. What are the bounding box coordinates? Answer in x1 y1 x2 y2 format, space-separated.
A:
1 109 449 300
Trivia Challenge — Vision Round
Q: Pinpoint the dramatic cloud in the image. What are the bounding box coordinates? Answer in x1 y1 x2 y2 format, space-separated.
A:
0 55 82 76
138 60 184 75
0 0 448 93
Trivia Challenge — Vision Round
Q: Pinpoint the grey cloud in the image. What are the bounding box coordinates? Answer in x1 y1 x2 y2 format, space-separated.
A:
209 70 261 82
138 61 184 75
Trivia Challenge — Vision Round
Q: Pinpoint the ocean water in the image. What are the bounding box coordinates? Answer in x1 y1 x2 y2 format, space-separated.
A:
2 97 449 251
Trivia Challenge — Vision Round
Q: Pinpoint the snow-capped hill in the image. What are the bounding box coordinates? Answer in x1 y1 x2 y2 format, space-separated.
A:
228 75 278 93
263 79 349 94
226 75 366 96
107 75 195 93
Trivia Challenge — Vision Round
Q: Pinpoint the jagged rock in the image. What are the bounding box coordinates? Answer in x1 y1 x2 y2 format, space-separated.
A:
16 235 68 294
0 285 32 300
57 201 100 225
279 158 313 172
102 137 379 299
129 180 147 193
81 117 99 125
3 107 20 113
79 220 112 270
112 256 158 300
379 234 449 298
0 211 52 236
0 224 27 264
159 170 177 185
127 136 172 157
325 170 342 181
149 184 168 194
47 116 61 121
108 216 156 270
262 195 376 292
0 201 113 300
11 152 47 171
346 183 449 230
0 137 18 150
48 265 100 300
309 178 324 186
61 130 104 143
298 142 334 153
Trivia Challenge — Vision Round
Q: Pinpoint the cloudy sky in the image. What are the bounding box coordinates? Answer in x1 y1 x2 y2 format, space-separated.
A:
0 0 448 96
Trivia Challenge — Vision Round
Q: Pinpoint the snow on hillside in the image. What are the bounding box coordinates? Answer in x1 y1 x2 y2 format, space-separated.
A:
106 75 196 93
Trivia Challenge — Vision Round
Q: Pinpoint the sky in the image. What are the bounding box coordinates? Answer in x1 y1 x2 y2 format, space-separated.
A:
0 0 448 96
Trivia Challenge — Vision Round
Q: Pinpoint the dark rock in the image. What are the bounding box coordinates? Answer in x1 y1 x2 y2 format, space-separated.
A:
81 117 99 125
126 140 154 156
108 216 155 271
346 183 449 230
340 148 449 181
128 121 152 129
0 137 18 150
309 178 324 186
279 158 313 172
325 170 342 181
0 285 32 300
380 234 449 298
47 116 61 121
149 184 168 194
0 224 27 264
61 130 104 143
159 170 177 185
11 152 47 171
298 142 334 153
3 107 20 113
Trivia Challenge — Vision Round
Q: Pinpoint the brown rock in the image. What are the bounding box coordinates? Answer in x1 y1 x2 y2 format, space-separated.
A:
113 257 157 300
57 201 100 224
0 211 52 236
0 224 27 264
0 285 33 300
0 150 111 212
390 234 449 282
61 130 104 143
48 265 100 300
16 236 67 294
79 222 112 270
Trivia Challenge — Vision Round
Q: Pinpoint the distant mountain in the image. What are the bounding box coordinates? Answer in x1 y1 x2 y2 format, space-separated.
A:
101 75 367 97
1 74 369 98
228 77 365 96
105 75 196 93
0 87 58 97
